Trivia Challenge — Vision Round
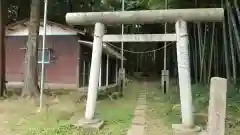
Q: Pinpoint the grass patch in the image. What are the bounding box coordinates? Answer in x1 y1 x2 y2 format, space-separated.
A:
146 82 240 135
146 84 181 128
0 81 140 135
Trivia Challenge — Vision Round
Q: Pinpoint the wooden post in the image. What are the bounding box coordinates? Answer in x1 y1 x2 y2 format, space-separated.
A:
162 0 169 94
83 60 86 87
207 77 227 135
85 23 105 120
175 20 193 127
161 70 169 94
106 55 109 86
0 0 6 97
116 59 118 84
76 43 82 88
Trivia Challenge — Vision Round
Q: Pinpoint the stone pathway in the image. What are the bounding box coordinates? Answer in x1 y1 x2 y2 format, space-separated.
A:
127 90 147 135
145 82 172 135
126 81 173 135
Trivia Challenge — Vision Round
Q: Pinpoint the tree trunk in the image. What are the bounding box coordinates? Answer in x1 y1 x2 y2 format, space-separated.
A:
0 0 6 97
22 0 41 98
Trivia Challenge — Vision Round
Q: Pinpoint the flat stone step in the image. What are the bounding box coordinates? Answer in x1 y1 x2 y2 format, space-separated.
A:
134 109 145 116
132 115 146 125
127 125 145 135
127 91 147 135
135 105 147 110
137 100 146 105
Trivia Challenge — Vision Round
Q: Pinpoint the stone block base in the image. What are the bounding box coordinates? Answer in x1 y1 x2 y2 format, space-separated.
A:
161 70 169 93
172 124 201 135
74 118 104 131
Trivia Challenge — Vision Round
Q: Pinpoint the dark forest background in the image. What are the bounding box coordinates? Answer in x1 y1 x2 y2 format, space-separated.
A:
5 0 240 85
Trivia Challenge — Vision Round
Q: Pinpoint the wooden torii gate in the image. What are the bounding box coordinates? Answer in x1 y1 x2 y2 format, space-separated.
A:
66 8 224 133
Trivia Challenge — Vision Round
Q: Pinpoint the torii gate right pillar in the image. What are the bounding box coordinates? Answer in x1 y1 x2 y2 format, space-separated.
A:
172 20 201 135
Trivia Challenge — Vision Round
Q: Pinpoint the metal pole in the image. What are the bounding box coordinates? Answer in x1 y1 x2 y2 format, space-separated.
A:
162 0 168 94
121 0 124 71
163 0 168 71
39 0 48 112
119 0 125 95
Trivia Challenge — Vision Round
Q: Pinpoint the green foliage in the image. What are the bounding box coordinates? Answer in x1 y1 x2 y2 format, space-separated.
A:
146 82 240 134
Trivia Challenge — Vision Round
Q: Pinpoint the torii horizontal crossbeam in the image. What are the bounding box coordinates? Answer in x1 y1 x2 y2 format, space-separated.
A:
66 8 224 25
103 34 176 42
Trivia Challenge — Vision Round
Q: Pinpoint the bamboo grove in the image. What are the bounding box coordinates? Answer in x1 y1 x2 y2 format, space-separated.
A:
188 0 240 85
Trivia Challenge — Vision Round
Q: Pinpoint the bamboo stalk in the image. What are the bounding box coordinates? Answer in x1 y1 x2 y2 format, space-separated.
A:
203 24 209 84
193 23 198 83
214 28 219 77
227 6 237 84
200 24 207 83
198 23 203 82
233 0 240 24
195 0 200 83
227 1 240 57
208 23 215 82
223 0 230 80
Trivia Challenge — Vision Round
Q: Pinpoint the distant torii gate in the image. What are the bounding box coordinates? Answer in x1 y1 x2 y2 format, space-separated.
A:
66 8 224 133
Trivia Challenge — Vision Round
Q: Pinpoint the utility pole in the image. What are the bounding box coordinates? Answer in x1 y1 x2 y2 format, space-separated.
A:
39 0 48 112
0 0 6 97
162 0 169 94
163 0 168 72
120 0 125 96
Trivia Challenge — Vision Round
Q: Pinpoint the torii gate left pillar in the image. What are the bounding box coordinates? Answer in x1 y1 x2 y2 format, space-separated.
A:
66 8 224 133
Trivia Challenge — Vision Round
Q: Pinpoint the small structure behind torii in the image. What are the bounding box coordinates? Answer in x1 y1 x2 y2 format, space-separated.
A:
66 8 224 134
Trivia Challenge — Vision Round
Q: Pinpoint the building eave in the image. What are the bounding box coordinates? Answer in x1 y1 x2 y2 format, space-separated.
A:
78 40 126 60
6 19 86 36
